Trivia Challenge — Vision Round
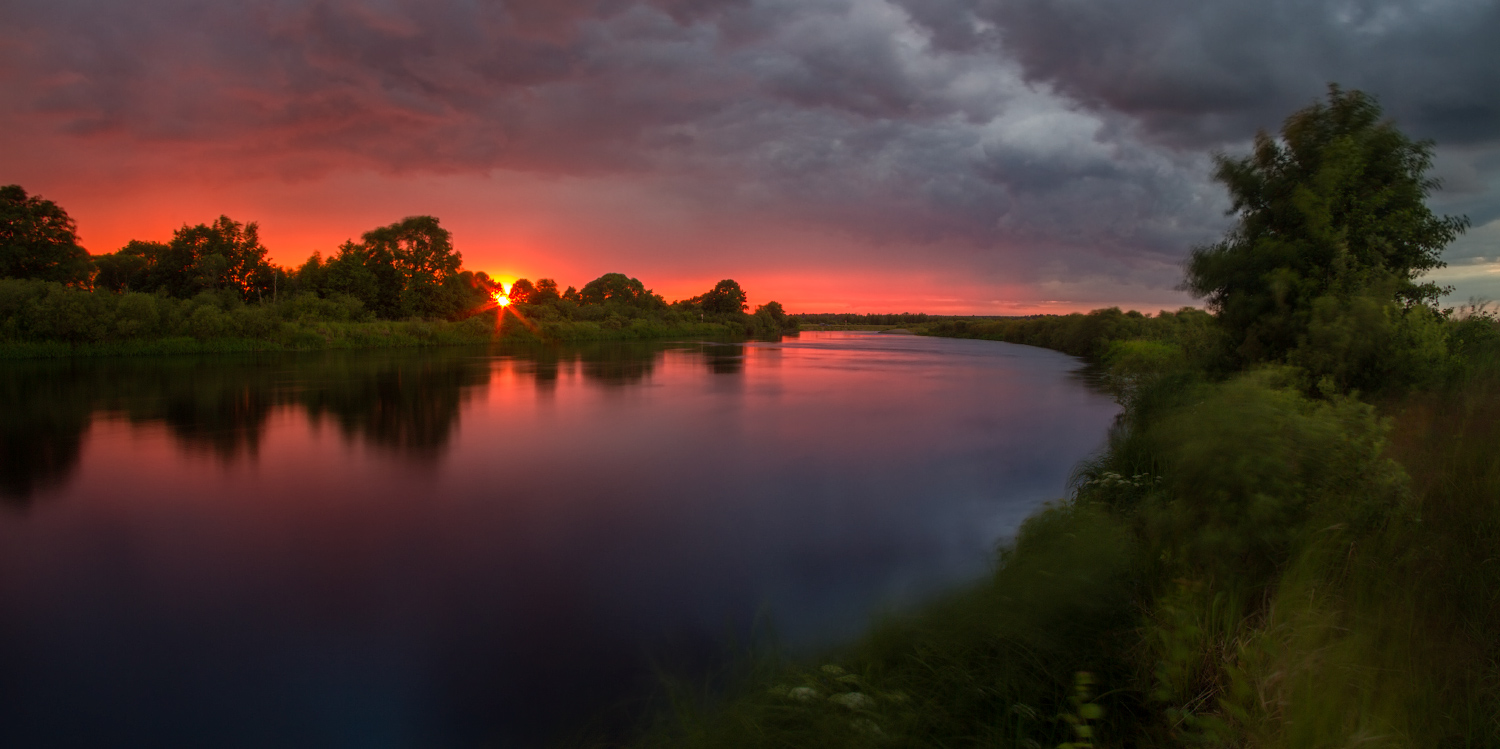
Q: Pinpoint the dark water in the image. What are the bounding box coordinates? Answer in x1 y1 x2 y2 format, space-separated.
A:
0 332 1118 748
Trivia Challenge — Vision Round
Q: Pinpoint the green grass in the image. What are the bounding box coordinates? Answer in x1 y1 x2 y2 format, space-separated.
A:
0 319 494 359
0 315 771 359
0 278 796 359
625 327 1500 749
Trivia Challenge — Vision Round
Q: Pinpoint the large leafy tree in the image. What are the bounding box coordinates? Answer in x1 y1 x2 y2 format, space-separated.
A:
93 217 275 300
92 240 154 293
695 279 748 315
1185 86 1468 363
0 185 93 286
361 215 463 318
321 216 479 319
579 272 662 308
168 217 272 300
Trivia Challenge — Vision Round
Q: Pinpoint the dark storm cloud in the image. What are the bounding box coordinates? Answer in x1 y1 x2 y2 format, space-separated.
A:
2 0 1495 288
896 0 1500 147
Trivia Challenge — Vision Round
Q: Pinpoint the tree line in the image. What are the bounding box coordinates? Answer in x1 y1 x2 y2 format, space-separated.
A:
0 190 797 347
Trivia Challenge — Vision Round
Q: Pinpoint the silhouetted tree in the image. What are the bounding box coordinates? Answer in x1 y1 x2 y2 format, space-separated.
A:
579 273 662 308
98 217 275 300
696 279 748 315
508 278 537 304
92 240 155 293
361 215 462 317
754 301 787 324
320 216 481 319
0 185 92 286
524 278 562 305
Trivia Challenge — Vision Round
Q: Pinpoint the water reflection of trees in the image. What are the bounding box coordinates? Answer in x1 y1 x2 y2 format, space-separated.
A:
0 340 716 505
301 355 490 460
0 363 91 507
0 351 492 504
576 342 660 385
701 344 745 375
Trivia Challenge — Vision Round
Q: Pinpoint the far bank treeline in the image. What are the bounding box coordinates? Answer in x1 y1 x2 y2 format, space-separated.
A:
0 193 797 356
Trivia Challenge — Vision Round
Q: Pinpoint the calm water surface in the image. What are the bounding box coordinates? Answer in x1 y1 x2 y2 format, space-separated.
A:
0 332 1118 747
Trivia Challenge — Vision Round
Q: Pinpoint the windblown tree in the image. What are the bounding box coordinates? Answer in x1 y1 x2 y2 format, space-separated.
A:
1185 86 1468 376
0 185 92 286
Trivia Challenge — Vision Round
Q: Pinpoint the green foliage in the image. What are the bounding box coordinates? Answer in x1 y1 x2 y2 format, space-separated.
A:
693 279 748 315
497 275 796 342
0 186 796 352
0 279 487 355
309 216 485 320
532 278 561 303
579 272 663 309
0 184 92 286
1447 303 1500 367
927 307 1225 368
1141 370 1407 586
1058 672 1106 749
797 312 935 326
1184 86 1467 365
1287 279 1450 394
640 502 1139 749
92 241 152 293
167 216 276 300
749 300 799 337
0 270 799 356
89 218 284 302
507 278 537 304
634 88 1497 749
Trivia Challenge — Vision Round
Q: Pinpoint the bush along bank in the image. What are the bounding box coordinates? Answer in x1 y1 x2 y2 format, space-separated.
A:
631 333 1499 748
629 87 1500 748
0 279 497 358
0 275 799 359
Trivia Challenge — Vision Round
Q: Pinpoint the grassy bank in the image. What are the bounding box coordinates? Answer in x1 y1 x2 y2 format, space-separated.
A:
628 86 1500 747
0 320 495 359
0 318 762 359
0 278 792 359
626 314 1500 748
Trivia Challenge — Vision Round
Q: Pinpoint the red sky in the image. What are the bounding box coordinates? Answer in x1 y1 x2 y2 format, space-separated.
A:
5 0 1495 312
8 132 1194 314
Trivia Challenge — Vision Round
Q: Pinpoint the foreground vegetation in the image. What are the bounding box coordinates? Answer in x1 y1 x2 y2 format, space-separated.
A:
627 88 1500 748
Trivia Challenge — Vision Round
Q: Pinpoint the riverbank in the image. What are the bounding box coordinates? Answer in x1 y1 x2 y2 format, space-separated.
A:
0 317 761 359
0 298 784 361
629 310 1500 748
0 276 797 360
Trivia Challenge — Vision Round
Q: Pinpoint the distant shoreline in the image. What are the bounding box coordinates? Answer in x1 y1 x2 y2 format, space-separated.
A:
0 319 784 360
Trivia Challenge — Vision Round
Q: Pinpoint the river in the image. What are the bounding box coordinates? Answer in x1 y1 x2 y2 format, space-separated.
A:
0 331 1118 747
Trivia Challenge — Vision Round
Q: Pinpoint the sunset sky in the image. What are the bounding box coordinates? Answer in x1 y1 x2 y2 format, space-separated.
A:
3 0 1497 313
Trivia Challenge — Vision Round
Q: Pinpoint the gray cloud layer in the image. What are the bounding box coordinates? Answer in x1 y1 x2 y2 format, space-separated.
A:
3 0 1496 294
